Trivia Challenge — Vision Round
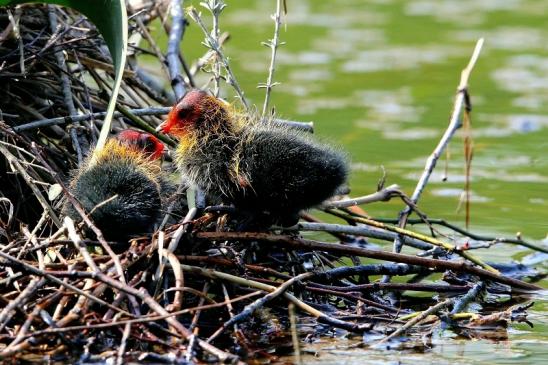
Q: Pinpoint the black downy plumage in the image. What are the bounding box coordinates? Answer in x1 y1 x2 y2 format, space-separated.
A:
65 130 168 240
157 90 348 226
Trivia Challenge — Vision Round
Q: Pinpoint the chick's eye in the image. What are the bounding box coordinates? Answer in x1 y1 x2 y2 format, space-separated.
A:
177 107 190 119
138 134 155 153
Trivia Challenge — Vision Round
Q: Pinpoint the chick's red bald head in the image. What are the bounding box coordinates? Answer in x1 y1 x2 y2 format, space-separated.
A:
116 129 164 160
159 90 209 136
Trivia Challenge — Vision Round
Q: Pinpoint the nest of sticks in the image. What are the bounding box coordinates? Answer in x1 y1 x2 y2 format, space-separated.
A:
0 2 545 364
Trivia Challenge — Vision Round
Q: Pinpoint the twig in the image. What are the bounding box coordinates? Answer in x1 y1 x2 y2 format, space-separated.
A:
116 323 131 365
451 281 484 315
181 264 370 333
259 0 285 116
375 298 454 345
17 291 263 341
327 209 498 273
12 107 171 132
288 221 433 251
0 250 240 362
195 231 541 290
0 251 132 317
48 6 87 164
167 0 187 99
188 7 249 109
323 184 401 208
372 217 548 254
0 144 62 228
393 39 484 253
289 303 302 365
208 272 313 342
201 0 226 97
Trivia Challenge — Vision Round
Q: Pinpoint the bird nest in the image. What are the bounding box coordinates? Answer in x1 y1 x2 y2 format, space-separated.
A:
0 2 545 364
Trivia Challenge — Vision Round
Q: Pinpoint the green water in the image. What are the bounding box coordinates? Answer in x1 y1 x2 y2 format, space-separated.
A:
161 0 547 363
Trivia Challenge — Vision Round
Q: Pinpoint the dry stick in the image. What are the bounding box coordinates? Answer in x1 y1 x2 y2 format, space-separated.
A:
65 217 100 271
48 6 85 164
155 208 196 299
393 38 484 254
207 272 314 343
12 107 313 134
202 0 226 97
324 184 401 209
10 291 62 347
260 0 285 116
0 144 62 228
0 277 46 332
161 250 184 313
116 323 131 365
328 209 498 273
372 217 548 254
289 302 302 365
188 7 249 109
306 286 399 314
188 282 210 332
12 107 170 132
195 232 541 290
0 250 240 362
290 221 433 251
219 284 238 340
135 17 171 83
20 291 262 341
166 0 208 211
67 216 146 318
311 282 471 293
450 281 485 315
462 98 473 229
0 252 123 314
181 264 370 333
0 253 134 358
159 0 195 88
375 298 454 346
167 0 187 99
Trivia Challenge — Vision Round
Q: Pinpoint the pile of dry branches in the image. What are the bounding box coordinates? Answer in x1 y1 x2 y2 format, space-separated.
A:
0 1 545 363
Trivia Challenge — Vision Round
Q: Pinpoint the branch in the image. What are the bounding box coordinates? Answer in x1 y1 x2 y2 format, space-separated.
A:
393 39 484 253
188 6 249 109
195 231 541 291
260 0 285 116
167 0 187 99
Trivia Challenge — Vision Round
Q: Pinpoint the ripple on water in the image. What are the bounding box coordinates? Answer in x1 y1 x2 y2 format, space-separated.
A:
452 27 547 51
403 169 548 184
342 46 462 73
405 0 523 25
430 188 492 203
227 0 387 28
491 55 548 110
474 114 548 137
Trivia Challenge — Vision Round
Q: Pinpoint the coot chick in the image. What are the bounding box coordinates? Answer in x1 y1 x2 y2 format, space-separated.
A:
65 130 167 240
157 90 348 226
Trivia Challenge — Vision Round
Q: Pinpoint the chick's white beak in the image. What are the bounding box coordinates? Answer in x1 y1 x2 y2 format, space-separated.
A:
155 121 166 132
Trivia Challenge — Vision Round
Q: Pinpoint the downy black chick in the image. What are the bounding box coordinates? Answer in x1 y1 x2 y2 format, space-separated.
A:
157 90 348 226
65 130 168 240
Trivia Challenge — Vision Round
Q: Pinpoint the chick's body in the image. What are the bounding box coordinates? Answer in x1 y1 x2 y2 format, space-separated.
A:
65 131 168 240
160 91 348 225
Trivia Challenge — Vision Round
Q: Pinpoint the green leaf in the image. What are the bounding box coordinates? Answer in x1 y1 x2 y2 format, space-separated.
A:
0 0 128 153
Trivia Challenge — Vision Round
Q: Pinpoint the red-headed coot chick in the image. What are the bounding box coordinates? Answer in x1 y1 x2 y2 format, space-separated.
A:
65 130 167 240
157 90 348 226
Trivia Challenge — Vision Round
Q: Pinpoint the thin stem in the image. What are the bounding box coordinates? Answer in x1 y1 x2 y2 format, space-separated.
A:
260 0 284 116
188 7 248 109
